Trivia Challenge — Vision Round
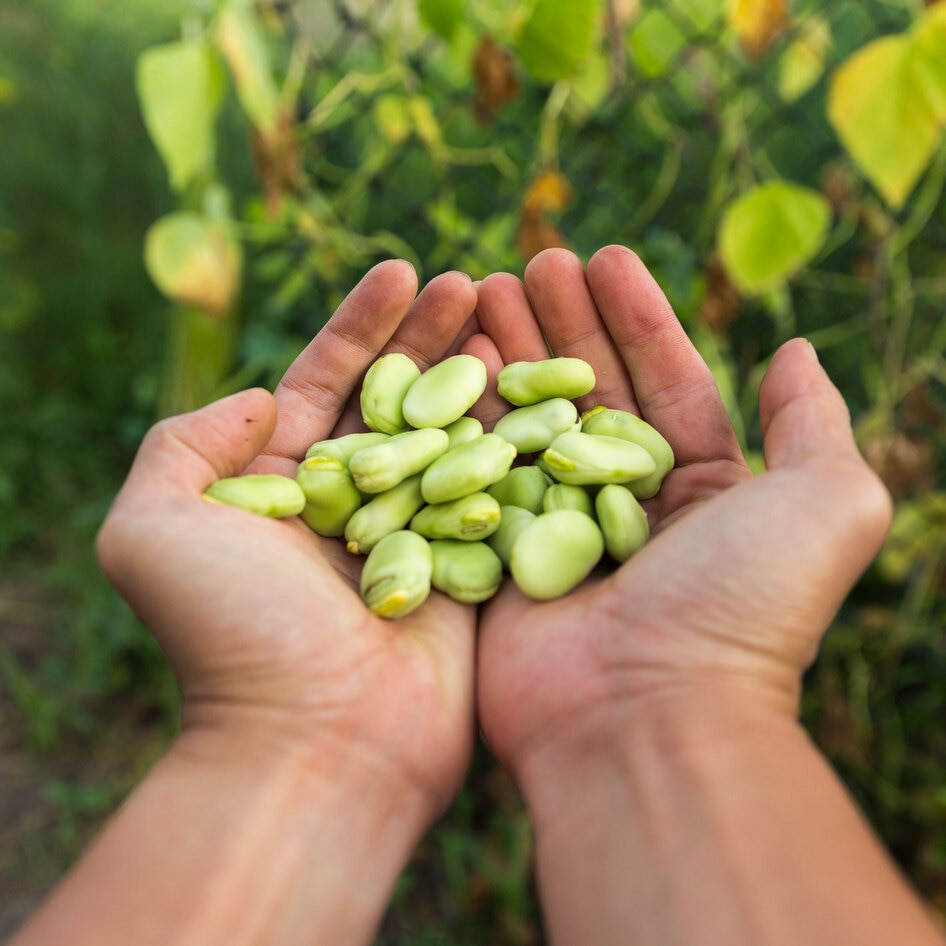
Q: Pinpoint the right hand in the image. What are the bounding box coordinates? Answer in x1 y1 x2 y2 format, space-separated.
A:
468 245 892 783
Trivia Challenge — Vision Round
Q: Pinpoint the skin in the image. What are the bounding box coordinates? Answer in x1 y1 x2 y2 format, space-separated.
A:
13 247 946 946
468 245 944 946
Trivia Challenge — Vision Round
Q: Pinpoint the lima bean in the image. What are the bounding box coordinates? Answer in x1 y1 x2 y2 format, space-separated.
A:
410 492 502 540
360 530 432 618
349 427 449 494
594 483 649 562
203 474 306 518
580 408 674 499
542 431 656 486
497 357 595 406
421 433 517 505
344 474 426 555
360 352 421 434
486 505 536 569
542 482 595 517
491 397 579 453
509 509 604 600
430 539 503 603
401 354 488 428
295 456 362 537
486 465 550 514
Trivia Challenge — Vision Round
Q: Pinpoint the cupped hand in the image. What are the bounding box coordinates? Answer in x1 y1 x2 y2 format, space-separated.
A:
96 261 480 818
467 245 892 778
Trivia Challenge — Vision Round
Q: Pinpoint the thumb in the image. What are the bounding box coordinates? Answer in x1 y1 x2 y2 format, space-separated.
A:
759 337 892 552
119 388 278 497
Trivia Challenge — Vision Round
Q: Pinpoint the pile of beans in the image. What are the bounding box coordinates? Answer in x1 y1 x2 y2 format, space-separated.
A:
203 353 674 618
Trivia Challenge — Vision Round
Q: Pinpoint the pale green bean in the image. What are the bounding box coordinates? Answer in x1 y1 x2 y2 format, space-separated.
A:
486 465 550 514
349 427 449 493
360 530 432 618
542 431 656 485
203 474 306 518
421 433 517 504
344 474 426 554
430 539 503 603
401 354 488 428
509 510 604 600
594 483 650 562
486 505 536 569
491 397 579 452
497 357 595 406
360 352 421 434
295 456 363 537
410 492 502 540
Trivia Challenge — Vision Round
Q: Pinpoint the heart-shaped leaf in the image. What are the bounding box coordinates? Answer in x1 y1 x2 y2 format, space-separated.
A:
516 0 601 82
718 181 831 294
827 5 946 209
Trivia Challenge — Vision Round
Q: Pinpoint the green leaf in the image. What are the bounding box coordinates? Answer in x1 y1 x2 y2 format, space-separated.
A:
419 0 464 41
516 0 601 82
136 39 223 192
827 5 946 210
777 15 831 102
215 0 281 134
628 9 688 79
718 181 831 294
144 211 243 317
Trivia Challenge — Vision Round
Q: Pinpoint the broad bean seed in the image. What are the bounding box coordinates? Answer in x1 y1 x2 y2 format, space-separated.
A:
509 509 604 600
542 431 656 485
491 397 579 453
344 474 426 555
401 354 488 428
295 456 362 537
203 474 306 518
421 433 517 504
360 530 432 618
497 357 595 406
349 427 449 493
410 492 502 540
360 352 421 434
430 540 503 603
594 483 649 562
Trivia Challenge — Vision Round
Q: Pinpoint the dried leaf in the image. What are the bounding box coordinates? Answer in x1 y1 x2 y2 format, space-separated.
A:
472 36 520 124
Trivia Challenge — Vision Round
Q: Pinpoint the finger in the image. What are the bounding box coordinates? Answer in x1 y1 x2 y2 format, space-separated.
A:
257 259 420 468
523 248 630 413
458 331 510 429
760 337 893 557
475 272 548 361
585 244 744 466
330 270 479 436
118 388 277 498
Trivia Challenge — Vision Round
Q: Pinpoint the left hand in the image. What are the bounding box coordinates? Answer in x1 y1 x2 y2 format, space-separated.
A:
96 261 480 822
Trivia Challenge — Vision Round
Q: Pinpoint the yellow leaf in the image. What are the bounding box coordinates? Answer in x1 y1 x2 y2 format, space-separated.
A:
522 170 573 215
727 0 788 58
828 6 946 209
777 16 831 102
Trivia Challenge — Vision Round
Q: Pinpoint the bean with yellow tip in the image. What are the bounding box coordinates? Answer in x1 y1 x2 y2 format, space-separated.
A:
344 474 426 555
295 455 362 537
360 530 432 618
542 431 656 486
410 492 502 541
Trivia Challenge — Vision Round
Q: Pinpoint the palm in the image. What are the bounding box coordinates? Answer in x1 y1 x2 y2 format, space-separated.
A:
100 262 481 807
467 246 888 772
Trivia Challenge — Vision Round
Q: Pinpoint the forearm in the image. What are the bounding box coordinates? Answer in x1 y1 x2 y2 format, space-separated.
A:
518 694 944 946
12 726 429 946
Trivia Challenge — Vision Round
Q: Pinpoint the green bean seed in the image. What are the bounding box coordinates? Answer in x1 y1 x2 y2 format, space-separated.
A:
443 415 484 448
401 354 488 428
305 431 390 464
542 431 656 486
430 539 504 603
202 474 306 518
360 530 432 618
491 397 580 452
295 456 363 537
360 352 421 435
542 482 595 517
410 492 502 541
580 407 674 499
349 427 449 494
421 433 517 504
344 474 426 555
497 357 596 406
594 483 650 562
486 465 551 514
509 510 604 600
486 505 536 569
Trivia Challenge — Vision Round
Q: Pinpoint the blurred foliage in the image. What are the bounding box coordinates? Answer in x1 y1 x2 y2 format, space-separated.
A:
2 0 946 940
